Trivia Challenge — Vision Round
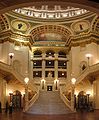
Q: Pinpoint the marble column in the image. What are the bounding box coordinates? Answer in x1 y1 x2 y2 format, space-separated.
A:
24 84 29 111
71 85 75 112
0 77 7 109
54 53 58 80
42 53 46 79
95 78 99 109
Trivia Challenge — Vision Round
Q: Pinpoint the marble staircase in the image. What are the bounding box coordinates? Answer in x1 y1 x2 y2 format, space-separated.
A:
27 91 72 114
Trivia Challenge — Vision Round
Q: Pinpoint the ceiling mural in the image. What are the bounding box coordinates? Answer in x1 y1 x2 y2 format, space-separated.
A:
34 33 63 42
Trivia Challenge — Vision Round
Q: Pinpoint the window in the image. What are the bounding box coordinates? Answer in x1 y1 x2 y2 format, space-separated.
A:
58 51 66 58
58 71 67 78
46 50 55 57
58 60 67 69
34 50 42 57
33 60 42 68
46 60 54 68
33 71 42 77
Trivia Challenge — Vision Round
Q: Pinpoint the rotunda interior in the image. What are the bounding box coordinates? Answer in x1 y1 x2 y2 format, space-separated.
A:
0 1 99 114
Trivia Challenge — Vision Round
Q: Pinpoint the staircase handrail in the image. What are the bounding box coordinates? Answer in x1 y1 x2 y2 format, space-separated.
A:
24 90 39 111
76 63 99 84
0 61 37 91
65 63 99 90
60 88 71 110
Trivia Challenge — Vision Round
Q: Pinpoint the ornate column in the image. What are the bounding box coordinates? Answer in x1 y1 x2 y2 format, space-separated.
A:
24 77 29 111
95 78 99 109
42 53 46 79
0 77 7 109
71 78 76 112
54 53 58 80
8 52 14 65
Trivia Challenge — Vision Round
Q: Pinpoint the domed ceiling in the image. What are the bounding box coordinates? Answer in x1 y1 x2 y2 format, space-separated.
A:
13 5 89 20
0 4 98 49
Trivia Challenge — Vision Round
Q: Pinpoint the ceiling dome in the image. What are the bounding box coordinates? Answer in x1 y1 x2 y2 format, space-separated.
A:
13 5 89 20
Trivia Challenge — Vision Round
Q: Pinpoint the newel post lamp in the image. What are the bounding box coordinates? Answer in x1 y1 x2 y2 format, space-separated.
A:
24 77 29 111
9 52 14 65
71 77 76 111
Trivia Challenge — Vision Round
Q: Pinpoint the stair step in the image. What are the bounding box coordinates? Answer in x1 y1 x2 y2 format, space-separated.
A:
27 91 72 114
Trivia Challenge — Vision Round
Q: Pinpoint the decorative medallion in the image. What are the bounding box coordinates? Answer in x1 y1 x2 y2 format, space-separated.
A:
71 20 90 34
11 20 29 31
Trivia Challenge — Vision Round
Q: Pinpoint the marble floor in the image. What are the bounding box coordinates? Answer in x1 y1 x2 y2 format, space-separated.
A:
0 110 99 120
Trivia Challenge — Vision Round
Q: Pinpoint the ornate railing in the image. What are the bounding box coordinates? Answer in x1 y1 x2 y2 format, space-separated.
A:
60 87 72 110
0 61 37 91
24 90 39 111
60 63 99 111
65 63 99 90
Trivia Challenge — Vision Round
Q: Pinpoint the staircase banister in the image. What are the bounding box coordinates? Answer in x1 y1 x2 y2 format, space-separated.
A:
60 88 71 110
0 61 38 91
24 91 39 112
65 63 99 90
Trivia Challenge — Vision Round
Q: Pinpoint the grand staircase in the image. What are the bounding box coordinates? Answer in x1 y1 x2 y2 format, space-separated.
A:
27 91 72 114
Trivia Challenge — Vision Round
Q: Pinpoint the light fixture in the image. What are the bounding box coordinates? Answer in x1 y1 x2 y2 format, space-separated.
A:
34 62 36 65
86 91 91 95
85 53 92 59
62 73 64 75
36 72 38 75
71 78 76 85
85 53 92 66
24 77 29 84
9 53 14 59
49 61 51 64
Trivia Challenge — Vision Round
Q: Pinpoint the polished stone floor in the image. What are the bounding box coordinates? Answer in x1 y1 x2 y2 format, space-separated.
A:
0 110 99 120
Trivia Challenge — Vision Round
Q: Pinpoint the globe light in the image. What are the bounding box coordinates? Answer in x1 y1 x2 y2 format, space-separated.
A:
24 77 29 84
71 78 76 85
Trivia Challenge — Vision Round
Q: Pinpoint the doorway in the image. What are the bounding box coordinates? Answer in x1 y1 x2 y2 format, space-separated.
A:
47 86 52 91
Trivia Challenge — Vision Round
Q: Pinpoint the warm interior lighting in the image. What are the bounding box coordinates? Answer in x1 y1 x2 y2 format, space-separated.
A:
85 53 92 58
74 91 79 96
86 91 91 95
71 78 76 84
24 77 29 84
9 52 14 59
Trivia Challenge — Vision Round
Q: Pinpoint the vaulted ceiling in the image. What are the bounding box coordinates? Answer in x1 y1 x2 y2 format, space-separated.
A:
0 0 98 14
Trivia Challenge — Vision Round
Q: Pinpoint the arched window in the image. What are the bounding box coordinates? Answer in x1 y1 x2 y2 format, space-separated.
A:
34 50 42 57
46 50 55 57
58 51 66 58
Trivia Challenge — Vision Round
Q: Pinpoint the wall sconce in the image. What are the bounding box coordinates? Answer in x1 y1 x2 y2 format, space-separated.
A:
85 53 92 66
9 53 14 59
9 52 14 65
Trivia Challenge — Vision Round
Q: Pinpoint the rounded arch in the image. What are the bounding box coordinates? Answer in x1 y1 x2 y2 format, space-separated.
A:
30 25 72 45
46 50 55 57
92 16 99 34
58 51 66 58
0 1 98 14
0 14 9 31
34 50 42 55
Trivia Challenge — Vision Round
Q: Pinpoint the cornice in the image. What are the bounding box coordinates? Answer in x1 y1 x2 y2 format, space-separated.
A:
0 30 99 51
0 30 32 50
